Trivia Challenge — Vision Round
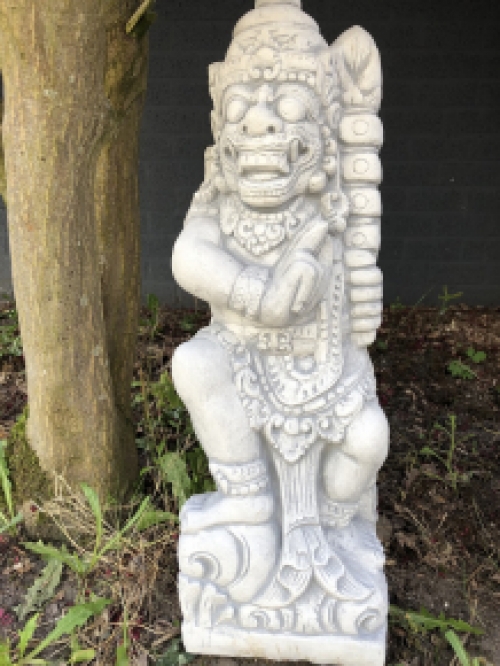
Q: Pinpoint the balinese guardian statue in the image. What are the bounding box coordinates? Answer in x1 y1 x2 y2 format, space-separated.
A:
172 1 388 663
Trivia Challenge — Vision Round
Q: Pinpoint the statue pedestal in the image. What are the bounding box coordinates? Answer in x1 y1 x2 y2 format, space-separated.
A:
182 626 386 665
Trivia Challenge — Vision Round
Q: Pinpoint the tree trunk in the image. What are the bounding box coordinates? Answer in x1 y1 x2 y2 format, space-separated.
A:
0 0 149 501
0 102 5 204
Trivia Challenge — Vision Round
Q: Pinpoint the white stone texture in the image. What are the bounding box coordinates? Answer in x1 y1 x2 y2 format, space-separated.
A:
171 1 389 663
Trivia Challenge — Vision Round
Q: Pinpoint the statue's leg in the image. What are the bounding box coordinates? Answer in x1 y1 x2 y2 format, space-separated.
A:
321 397 389 568
172 334 274 533
322 397 389 506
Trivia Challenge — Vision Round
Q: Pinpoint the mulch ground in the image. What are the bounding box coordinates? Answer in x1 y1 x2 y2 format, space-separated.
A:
0 300 499 665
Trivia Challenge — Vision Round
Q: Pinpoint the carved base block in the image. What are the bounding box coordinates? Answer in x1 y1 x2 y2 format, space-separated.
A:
178 507 388 665
182 625 386 665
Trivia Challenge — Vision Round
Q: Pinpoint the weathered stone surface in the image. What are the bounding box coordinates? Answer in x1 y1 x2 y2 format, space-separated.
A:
171 1 388 663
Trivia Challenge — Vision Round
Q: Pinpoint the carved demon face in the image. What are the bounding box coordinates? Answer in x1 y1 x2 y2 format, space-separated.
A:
219 82 324 209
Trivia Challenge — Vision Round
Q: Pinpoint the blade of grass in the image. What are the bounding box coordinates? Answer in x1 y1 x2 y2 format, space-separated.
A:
17 613 39 658
445 630 471 666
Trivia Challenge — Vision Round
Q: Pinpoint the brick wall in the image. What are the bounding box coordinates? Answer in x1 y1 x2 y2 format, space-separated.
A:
1 0 500 306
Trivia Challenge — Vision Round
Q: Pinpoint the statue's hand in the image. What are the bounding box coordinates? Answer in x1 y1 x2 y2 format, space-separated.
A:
260 251 324 327
348 266 383 347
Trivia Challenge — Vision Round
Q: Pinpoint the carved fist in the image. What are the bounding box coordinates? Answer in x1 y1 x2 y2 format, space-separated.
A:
260 251 324 327
348 266 383 346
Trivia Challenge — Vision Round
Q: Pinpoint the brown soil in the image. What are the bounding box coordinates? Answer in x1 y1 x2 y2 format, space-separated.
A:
0 300 499 665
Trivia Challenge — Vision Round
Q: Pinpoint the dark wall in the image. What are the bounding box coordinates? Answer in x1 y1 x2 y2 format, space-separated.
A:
1 0 500 306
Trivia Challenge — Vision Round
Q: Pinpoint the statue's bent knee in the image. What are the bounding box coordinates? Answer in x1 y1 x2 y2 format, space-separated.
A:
172 336 231 404
345 399 390 468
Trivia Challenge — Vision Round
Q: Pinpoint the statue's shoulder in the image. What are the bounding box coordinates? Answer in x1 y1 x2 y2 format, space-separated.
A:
184 186 221 232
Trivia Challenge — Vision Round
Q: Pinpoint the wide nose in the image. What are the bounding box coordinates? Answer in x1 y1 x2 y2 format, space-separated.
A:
240 86 283 137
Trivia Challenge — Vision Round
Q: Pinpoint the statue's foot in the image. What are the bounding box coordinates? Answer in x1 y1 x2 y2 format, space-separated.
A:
181 491 274 534
327 518 385 570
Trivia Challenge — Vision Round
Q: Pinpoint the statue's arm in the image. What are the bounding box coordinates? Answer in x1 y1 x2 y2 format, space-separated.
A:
172 217 243 308
172 216 328 324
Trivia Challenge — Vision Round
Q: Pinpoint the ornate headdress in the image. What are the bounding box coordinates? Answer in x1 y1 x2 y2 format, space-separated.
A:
209 0 337 135
209 0 381 138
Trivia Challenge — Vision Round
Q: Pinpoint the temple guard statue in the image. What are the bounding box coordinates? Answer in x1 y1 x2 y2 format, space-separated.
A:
171 1 389 663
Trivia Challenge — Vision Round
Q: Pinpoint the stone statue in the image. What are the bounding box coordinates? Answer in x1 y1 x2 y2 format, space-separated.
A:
171 1 389 663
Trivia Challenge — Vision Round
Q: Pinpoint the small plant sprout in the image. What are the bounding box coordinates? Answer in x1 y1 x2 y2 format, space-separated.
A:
419 414 478 490
466 347 487 364
390 296 404 312
438 284 463 315
448 359 477 380
447 346 486 379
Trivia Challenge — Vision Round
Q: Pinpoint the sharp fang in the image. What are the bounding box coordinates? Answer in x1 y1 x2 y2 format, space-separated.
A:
290 138 300 163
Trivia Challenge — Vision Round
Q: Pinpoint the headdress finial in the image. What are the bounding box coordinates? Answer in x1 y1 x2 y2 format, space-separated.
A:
255 0 301 7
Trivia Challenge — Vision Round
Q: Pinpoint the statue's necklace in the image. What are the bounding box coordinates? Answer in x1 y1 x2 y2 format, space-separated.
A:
220 195 315 257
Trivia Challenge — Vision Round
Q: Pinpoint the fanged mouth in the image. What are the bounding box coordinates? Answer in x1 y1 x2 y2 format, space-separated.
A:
224 138 309 182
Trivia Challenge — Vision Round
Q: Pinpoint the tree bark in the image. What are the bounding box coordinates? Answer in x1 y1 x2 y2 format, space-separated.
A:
0 0 149 501
0 102 5 204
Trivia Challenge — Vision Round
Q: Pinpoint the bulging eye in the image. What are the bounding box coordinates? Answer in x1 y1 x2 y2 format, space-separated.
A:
226 98 248 123
277 96 307 123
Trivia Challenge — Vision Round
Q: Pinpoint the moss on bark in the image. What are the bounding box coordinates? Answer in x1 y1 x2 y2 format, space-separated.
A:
4 407 53 510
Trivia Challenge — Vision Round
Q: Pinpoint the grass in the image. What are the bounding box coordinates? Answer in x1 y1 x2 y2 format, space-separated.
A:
0 440 23 536
419 414 483 491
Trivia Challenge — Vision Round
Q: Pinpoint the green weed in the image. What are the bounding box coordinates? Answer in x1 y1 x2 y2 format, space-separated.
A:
134 371 214 509
448 359 477 380
466 347 487 364
438 285 463 315
15 559 63 622
420 415 478 490
444 629 493 666
447 347 486 380
390 605 484 635
390 296 404 312
0 439 23 535
0 597 110 665
146 293 160 340
23 484 175 580
115 607 130 666
390 606 491 666
179 313 199 333
156 638 195 666
0 307 23 360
